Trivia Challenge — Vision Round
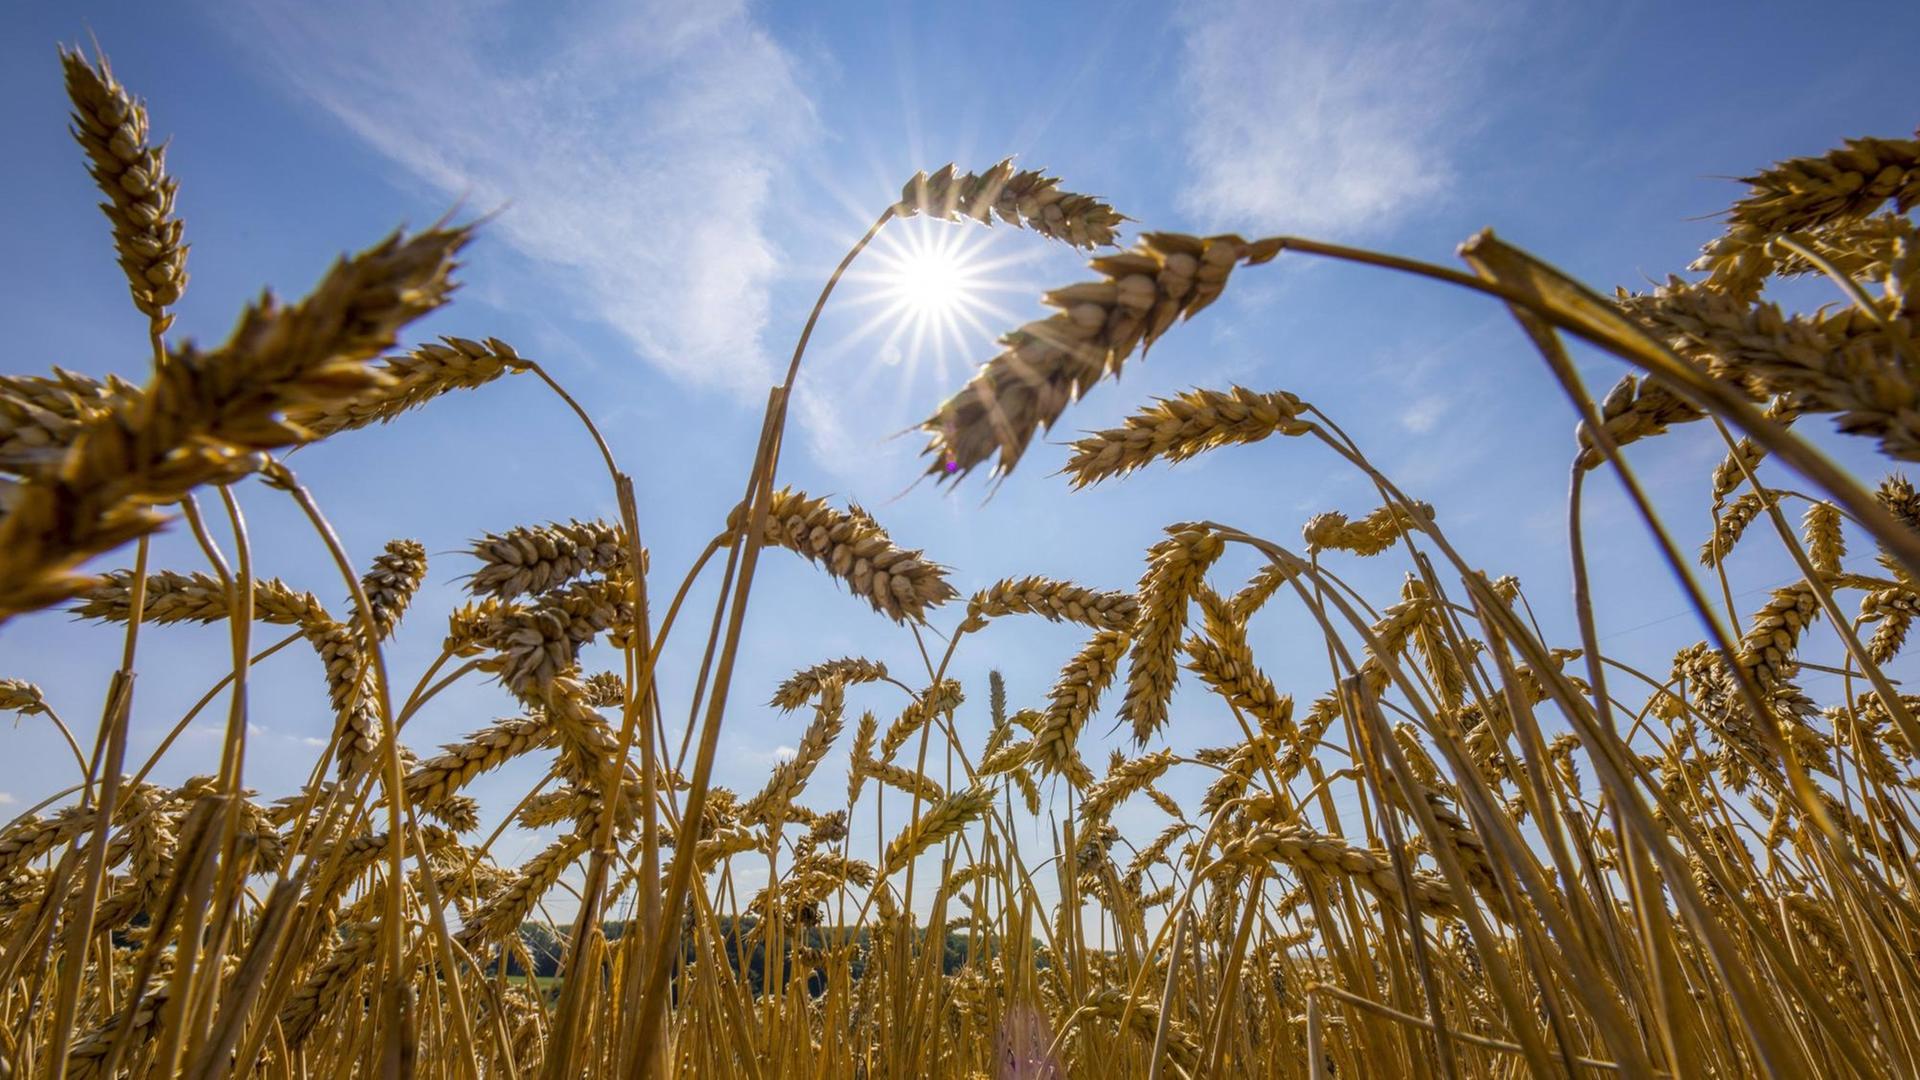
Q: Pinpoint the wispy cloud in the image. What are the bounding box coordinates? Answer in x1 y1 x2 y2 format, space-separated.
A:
0 792 14 806
1174 0 1505 236
230 0 813 390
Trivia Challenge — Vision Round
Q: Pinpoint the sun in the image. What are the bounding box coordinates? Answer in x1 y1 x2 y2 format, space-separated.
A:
870 221 987 324
893 244 973 318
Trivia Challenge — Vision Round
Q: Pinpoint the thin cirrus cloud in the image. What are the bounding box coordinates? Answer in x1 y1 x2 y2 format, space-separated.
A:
230 0 814 391
1173 0 1505 236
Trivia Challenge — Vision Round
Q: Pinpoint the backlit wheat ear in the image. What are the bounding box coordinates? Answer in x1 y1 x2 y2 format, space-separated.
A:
1120 523 1223 744
960 576 1137 633
772 657 889 711
882 786 992 875
1033 628 1128 781
0 224 466 620
732 487 957 623
743 678 845 824
1065 386 1313 487
919 231 1282 480
61 46 187 327
895 159 1125 249
288 336 531 436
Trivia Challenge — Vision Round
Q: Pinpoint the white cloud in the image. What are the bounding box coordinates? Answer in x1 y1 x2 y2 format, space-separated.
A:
1174 0 1504 235
230 0 813 390
0 792 14 806
772 745 798 762
300 736 329 748
1401 394 1447 434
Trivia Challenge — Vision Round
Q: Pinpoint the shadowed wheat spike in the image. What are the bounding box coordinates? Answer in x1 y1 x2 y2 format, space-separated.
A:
1693 133 1920 299
732 487 957 623
61 46 187 326
0 224 466 620
0 368 143 475
360 538 427 639
895 159 1125 249
919 231 1283 479
466 518 629 601
1302 501 1435 557
288 336 531 436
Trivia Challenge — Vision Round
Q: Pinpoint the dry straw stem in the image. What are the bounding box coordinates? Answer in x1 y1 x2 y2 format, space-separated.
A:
1065 386 1314 487
771 656 889 711
732 487 957 623
919 231 1284 479
61 46 187 325
895 159 1125 249
960 576 1138 633
0 224 465 620
466 518 629 601
286 336 531 436
882 785 992 875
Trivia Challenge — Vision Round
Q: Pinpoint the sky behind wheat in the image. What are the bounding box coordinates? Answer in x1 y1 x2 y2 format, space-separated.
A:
2 1 1917 906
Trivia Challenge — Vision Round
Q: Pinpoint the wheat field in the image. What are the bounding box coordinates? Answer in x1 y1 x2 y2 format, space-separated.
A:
4 41 1920 1079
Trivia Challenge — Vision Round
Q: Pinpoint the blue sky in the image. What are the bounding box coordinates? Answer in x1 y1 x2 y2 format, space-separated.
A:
4 1 1917 909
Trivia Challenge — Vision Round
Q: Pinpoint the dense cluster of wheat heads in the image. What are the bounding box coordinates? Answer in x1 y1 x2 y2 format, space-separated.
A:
6 39 1920 1079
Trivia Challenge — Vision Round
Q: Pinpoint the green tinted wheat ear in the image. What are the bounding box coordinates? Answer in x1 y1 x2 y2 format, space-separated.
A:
733 487 957 622
466 518 628 601
772 657 889 711
0 225 464 620
61 47 187 325
883 786 991 875
919 231 1281 479
1121 523 1224 744
895 159 1125 249
287 336 531 436
1065 386 1313 487
960 576 1138 633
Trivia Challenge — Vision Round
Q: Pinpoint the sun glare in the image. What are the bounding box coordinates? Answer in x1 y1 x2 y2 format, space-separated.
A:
894 246 971 317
